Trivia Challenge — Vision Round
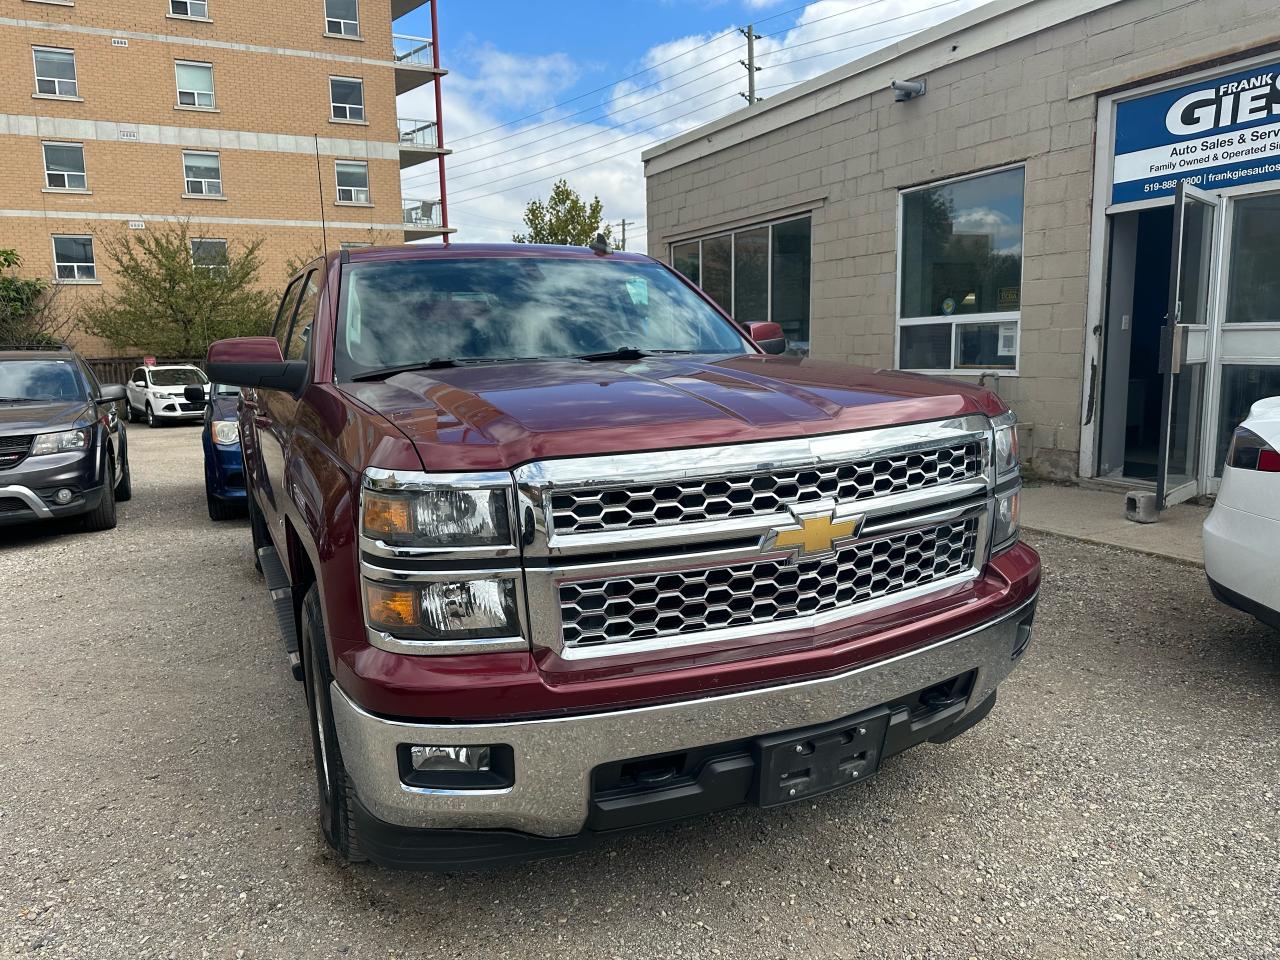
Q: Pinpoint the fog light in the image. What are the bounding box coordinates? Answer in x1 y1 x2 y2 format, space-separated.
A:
54 488 74 504
410 744 492 773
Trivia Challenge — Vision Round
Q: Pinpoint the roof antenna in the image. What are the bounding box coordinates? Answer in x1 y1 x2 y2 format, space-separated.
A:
589 233 611 256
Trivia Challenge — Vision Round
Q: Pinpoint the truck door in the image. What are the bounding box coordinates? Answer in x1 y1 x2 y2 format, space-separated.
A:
243 272 306 529
254 268 320 542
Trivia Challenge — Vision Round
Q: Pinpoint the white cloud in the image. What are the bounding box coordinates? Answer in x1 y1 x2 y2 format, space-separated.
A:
400 0 985 247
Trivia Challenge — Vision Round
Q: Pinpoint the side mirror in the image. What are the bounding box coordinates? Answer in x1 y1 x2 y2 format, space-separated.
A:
747 322 787 356
132 380 145 387
98 384 126 403
207 337 307 392
184 384 209 405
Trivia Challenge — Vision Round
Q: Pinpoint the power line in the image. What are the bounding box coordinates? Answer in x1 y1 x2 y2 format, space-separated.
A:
447 94 739 202
758 0 901 39
755 0 970 63
447 0 820 148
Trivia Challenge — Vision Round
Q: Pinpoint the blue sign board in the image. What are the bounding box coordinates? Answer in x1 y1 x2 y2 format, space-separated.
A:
1112 61 1280 204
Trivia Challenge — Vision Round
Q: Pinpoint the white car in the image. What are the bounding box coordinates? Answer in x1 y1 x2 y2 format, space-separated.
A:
1203 396 1280 629
125 364 209 428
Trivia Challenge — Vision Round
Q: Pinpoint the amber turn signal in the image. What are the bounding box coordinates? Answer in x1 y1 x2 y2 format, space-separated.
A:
366 582 420 630
363 493 413 539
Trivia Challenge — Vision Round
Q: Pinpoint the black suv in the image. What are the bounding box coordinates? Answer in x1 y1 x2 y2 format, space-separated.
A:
0 346 132 532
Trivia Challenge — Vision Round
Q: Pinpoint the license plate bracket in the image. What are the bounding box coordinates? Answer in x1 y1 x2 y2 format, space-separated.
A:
753 707 890 808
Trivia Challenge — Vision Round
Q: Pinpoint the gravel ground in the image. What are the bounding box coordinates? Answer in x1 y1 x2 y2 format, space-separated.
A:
1 425 1277 960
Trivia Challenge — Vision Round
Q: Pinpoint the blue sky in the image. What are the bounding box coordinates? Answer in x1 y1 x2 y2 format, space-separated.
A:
395 0 985 245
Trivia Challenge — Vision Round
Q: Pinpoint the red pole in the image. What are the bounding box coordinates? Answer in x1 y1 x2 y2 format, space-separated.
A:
430 0 449 245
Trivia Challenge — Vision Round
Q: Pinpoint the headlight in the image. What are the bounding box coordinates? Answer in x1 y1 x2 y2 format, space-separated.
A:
992 415 1019 481
993 489 1020 552
30 428 90 456
212 420 239 446
365 579 519 640
362 485 512 547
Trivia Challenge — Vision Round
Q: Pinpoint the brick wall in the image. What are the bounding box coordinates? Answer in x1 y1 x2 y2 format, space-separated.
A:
645 0 1280 479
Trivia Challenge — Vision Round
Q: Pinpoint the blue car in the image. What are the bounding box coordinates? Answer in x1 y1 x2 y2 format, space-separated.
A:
188 382 245 520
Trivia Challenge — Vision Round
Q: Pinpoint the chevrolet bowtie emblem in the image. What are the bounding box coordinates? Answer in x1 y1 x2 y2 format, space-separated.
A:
762 503 865 559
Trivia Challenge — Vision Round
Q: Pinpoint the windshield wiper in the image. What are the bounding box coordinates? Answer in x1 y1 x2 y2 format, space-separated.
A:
574 347 697 362
350 357 539 382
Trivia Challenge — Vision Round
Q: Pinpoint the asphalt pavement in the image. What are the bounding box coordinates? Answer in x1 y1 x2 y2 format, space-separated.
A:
0 425 1277 960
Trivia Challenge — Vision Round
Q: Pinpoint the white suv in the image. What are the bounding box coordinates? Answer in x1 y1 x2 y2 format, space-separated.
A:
125 365 209 427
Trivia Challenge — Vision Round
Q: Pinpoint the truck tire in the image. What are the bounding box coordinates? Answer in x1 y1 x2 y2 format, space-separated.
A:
115 450 133 502
82 462 118 532
300 586 366 863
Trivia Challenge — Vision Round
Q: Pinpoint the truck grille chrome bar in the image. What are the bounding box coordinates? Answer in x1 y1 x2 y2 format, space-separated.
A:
549 441 982 536
559 516 979 650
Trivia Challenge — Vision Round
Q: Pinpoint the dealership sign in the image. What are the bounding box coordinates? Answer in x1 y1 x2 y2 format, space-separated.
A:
1112 61 1280 204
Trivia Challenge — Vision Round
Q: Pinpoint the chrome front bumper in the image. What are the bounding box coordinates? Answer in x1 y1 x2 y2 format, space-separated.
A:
331 594 1037 838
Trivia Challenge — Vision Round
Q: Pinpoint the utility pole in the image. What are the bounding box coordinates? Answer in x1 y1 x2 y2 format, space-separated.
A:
619 219 628 250
739 24 762 104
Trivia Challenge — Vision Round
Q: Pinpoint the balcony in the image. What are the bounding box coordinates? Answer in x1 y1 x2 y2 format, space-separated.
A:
391 0 428 19
403 198 454 241
394 34 445 94
398 117 448 168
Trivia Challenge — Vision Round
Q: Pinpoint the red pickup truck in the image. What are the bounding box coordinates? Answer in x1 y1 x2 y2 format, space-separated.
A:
207 242 1039 870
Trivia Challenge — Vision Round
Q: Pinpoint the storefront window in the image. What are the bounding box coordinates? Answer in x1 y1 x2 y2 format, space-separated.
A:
898 167 1024 372
1225 194 1280 324
1215 365 1280 475
668 215 812 350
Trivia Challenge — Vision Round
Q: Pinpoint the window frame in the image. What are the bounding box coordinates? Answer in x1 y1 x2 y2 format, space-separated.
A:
334 160 370 205
190 237 229 275
41 140 87 191
324 0 361 37
169 0 209 19
174 59 215 109
667 213 813 351
329 76 366 123
894 163 1026 377
32 46 79 99
51 234 97 283
181 149 223 197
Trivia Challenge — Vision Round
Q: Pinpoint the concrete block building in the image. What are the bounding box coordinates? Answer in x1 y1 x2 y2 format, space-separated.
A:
0 0 452 354
645 0 1280 506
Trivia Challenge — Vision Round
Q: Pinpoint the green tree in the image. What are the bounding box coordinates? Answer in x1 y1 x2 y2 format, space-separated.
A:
83 223 275 357
513 179 613 246
0 249 73 347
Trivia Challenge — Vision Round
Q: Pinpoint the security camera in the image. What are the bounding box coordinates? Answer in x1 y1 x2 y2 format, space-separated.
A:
891 78 926 101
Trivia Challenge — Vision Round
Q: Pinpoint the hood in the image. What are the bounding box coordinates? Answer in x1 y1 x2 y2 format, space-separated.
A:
210 395 239 421
0 400 93 435
340 355 1005 471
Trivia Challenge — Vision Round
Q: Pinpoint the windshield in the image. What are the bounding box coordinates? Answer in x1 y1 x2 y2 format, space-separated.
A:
335 257 750 379
150 368 207 387
0 360 86 402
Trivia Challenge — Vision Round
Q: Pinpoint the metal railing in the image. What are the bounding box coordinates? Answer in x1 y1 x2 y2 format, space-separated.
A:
403 199 442 229
398 117 439 149
393 35 435 67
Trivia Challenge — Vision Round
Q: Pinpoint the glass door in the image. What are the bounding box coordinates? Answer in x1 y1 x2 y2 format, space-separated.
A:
1156 182 1218 509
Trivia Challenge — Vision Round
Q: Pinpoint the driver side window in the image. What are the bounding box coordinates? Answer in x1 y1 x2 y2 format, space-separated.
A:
273 275 306 354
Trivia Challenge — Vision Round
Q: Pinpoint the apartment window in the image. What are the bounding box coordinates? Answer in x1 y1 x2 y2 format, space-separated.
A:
175 60 215 108
329 77 365 122
340 241 371 250
325 0 360 36
670 215 812 349
52 235 96 282
183 150 222 196
33 47 78 98
898 166 1024 373
170 0 209 18
335 161 370 204
42 142 87 190
191 238 229 274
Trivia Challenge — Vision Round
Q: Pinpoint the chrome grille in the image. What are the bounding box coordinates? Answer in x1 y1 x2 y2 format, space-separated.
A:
549 441 982 535
559 517 979 649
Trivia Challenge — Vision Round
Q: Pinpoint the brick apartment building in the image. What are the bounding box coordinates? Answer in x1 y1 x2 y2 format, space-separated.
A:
0 0 452 355
644 0 1280 505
